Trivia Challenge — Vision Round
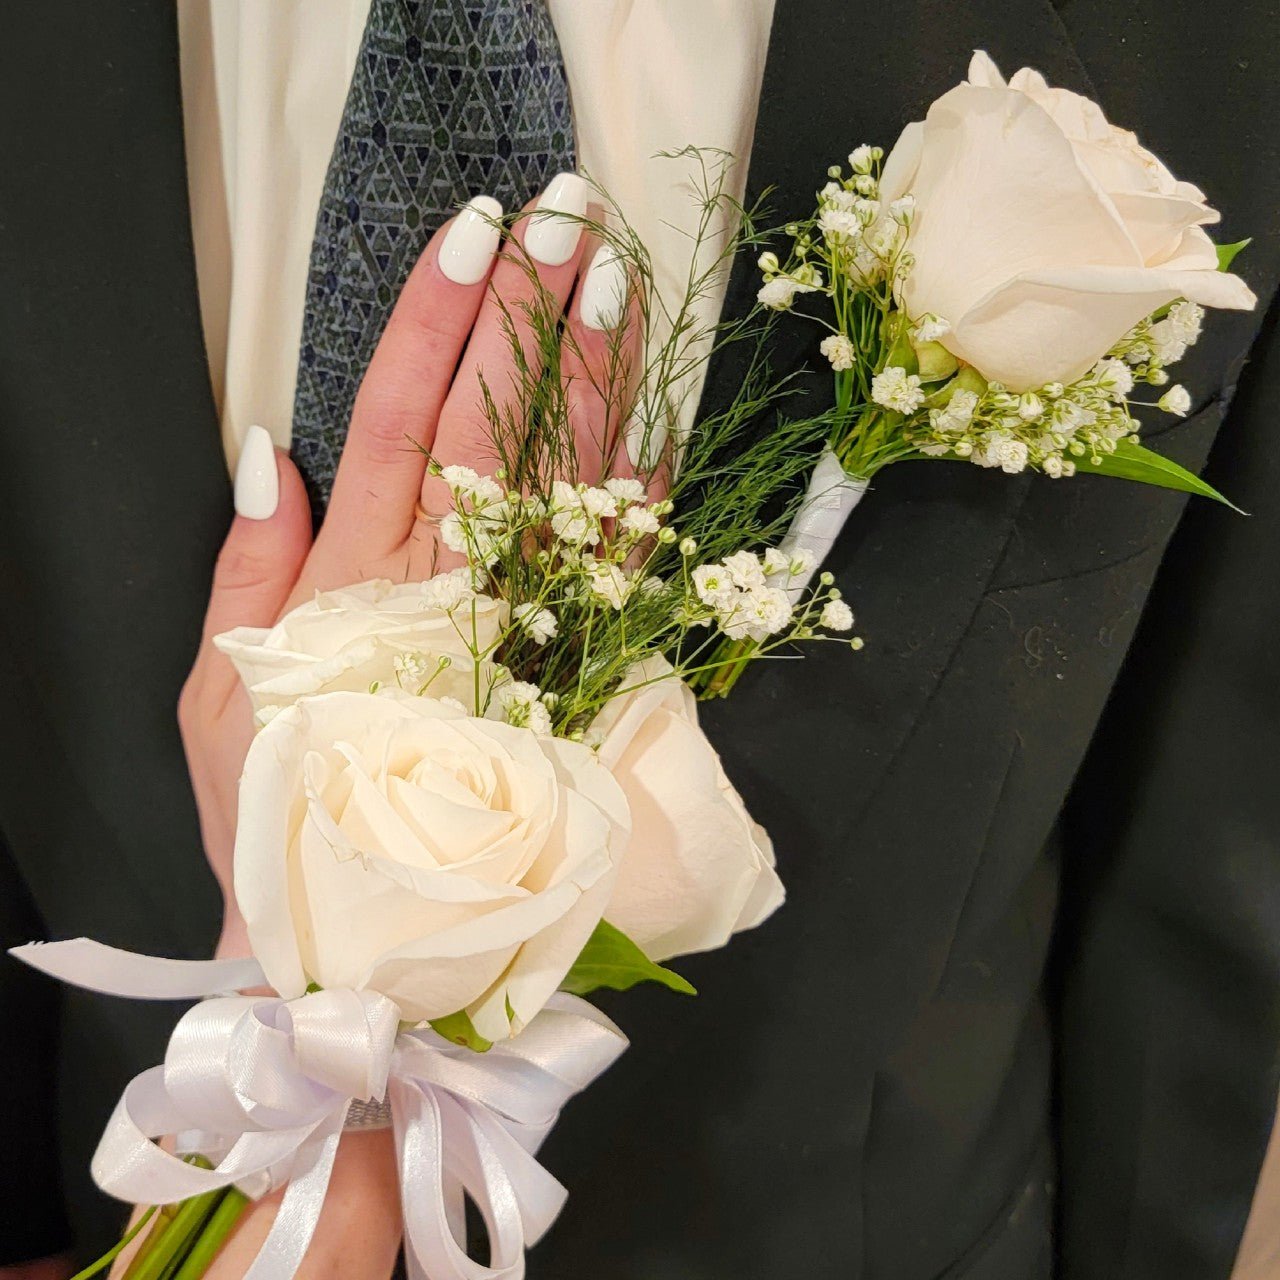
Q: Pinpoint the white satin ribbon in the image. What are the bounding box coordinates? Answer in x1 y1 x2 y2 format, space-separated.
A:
10 940 626 1280
779 447 868 600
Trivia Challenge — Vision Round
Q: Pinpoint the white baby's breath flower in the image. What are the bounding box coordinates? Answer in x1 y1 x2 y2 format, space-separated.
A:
549 480 595 547
889 195 916 224
496 680 553 734
1093 357 1135 399
747 586 793 637
820 599 855 631
604 477 647 506
788 547 817 577
1043 454 1065 478
1018 393 1044 422
913 313 951 343
1158 384 1192 416
762 548 791 577
420 567 476 612
758 277 799 310
512 602 558 645
991 436 1030 474
819 334 856 371
931 387 979 435
692 563 734 606
440 464 479 492
439 511 466 554
819 182 857 213
580 487 618 519
620 505 660 537
722 550 767 591
1169 301 1205 343
819 208 863 242
870 365 926 414
393 651 432 689
848 144 874 173
583 558 631 609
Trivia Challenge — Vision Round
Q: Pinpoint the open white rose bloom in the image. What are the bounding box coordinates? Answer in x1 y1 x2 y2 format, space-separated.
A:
882 51 1255 391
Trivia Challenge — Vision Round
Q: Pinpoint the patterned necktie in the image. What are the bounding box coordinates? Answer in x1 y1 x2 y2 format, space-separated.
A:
291 0 575 513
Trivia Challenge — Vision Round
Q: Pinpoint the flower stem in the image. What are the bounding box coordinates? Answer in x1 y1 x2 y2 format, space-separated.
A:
66 1207 158 1280
121 1185 224 1280
170 1189 250 1280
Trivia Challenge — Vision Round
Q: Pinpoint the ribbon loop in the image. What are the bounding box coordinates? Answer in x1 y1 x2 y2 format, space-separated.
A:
10 940 626 1280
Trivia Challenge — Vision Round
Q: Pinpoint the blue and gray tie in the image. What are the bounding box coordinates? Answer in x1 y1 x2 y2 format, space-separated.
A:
290 0 576 514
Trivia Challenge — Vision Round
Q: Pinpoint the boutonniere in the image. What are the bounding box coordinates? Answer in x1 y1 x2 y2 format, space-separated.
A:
688 50 1255 695
12 50 1254 1280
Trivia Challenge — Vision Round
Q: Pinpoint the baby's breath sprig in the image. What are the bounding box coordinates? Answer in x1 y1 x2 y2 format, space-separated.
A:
756 148 1213 484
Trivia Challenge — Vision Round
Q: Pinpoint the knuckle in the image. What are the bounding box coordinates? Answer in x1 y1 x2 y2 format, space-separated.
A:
213 541 275 594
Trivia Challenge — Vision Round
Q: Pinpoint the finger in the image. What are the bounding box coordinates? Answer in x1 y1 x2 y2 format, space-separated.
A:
415 174 590 575
562 240 644 487
185 430 313 713
322 196 503 563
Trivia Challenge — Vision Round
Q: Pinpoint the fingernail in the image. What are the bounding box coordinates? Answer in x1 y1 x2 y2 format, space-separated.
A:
580 244 628 331
234 424 279 520
526 172 588 266
439 195 503 284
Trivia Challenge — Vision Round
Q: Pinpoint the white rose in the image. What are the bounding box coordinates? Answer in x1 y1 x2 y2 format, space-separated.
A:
879 51 1256 390
590 657 783 960
215 578 505 715
234 691 629 1041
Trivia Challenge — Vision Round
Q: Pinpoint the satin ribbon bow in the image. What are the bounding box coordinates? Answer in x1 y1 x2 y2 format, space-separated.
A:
11 940 626 1280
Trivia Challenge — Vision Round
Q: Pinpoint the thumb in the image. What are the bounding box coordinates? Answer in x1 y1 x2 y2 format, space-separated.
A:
198 425 313 695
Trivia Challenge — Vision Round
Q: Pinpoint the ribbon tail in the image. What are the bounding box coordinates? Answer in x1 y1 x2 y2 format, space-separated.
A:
9 939 265 999
778 447 868 599
243 1105 349 1280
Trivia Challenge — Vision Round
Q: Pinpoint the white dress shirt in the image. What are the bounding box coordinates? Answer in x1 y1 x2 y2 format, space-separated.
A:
176 0 774 468
173 6 1277 1274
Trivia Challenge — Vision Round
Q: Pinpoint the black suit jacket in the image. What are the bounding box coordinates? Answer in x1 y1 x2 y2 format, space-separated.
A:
1 2 1277 1277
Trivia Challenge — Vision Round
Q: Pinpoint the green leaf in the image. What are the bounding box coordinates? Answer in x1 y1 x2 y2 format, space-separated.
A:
428 1009 493 1053
1077 439 1245 512
1216 238 1251 272
560 920 697 998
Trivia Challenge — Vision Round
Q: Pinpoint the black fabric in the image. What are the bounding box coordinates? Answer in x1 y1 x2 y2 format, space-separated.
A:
0 2 226 1261
0 1 1278 1276
1058 282 1280 1276
0 835 72 1264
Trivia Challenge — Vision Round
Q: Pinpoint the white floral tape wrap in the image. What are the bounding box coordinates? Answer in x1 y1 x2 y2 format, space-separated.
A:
778 447 868 599
10 939 626 1280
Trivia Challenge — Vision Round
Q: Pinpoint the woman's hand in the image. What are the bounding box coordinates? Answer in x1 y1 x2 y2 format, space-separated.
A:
181 175 638 956
167 174 642 1278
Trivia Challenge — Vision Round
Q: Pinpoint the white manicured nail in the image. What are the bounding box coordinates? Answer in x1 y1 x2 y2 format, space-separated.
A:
580 244 627 331
526 172 588 266
234 424 278 520
439 195 503 284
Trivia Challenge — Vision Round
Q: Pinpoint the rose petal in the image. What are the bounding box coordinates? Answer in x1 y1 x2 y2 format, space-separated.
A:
953 262 1256 388
902 84 1140 335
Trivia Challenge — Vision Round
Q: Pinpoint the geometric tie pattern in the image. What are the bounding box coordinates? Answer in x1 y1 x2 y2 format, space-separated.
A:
290 0 576 515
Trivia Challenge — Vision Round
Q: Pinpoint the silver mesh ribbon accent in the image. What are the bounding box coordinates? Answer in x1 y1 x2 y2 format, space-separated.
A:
344 1096 393 1131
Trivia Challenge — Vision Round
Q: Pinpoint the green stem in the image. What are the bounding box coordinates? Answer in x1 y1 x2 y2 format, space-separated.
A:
122 1187 225 1280
171 1189 251 1280
67 1207 159 1280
